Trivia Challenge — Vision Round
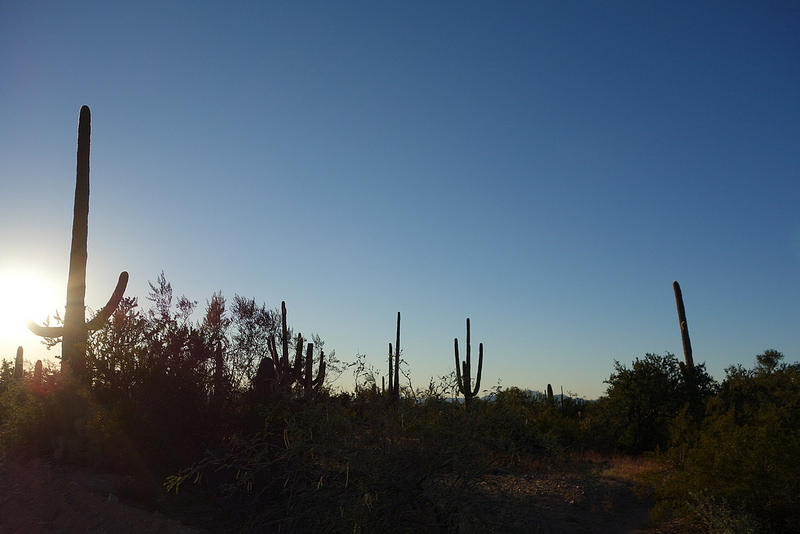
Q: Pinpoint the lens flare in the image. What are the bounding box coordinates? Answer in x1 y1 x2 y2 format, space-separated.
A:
0 269 62 348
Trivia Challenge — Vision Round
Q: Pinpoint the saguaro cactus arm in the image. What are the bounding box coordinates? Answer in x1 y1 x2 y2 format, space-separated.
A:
87 272 130 329
26 320 63 339
30 271 130 338
313 350 326 388
301 344 325 397
454 338 465 393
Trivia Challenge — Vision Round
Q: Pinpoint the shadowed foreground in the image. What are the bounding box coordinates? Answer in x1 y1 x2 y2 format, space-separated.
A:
0 458 197 533
0 455 671 534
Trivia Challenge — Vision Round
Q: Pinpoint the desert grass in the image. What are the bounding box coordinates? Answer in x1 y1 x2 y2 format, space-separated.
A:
595 454 666 483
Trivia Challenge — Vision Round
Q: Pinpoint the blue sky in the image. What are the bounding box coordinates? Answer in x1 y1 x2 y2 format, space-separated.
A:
1 1 798 398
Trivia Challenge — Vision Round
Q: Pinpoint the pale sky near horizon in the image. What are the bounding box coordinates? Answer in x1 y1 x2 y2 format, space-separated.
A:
1 1 798 399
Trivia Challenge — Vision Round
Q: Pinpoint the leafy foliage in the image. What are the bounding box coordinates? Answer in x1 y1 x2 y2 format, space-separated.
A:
2 273 342 477
652 350 800 533
595 353 714 453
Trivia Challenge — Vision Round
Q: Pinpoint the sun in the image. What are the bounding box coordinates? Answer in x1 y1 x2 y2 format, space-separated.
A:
0 268 63 350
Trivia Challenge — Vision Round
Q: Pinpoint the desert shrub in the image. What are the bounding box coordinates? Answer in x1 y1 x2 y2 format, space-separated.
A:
480 388 557 459
0 373 133 471
653 352 800 532
595 353 715 453
0 360 65 456
0 380 46 455
167 390 558 532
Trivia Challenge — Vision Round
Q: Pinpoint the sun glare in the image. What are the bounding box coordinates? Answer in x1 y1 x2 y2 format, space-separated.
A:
0 269 62 348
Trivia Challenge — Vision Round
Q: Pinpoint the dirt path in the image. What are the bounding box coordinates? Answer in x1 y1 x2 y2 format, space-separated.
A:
467 468 654 533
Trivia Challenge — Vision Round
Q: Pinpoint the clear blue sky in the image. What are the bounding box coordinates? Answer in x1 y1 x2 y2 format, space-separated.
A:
1 1 798 398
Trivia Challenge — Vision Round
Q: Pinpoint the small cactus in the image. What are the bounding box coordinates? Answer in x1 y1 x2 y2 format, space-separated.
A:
33 360 43 387
13 346 23 380
454 318 483 410
27 106 128 379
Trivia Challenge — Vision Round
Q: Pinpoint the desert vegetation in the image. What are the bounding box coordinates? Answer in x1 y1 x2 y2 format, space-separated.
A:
1 277 798 532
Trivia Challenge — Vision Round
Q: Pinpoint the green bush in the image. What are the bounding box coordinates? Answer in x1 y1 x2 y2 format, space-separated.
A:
653 352 800 533
594 353 715 453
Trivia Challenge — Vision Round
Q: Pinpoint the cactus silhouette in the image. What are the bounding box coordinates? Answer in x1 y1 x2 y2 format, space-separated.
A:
266 301 296 394
673 280 700 409
301 342 325 398
33 360 43 386
454 318 483 410
672 281 694 370
274 301 302 393
13 346 23 380
27 106 129 379
266 301 325 398
388 312 400 404
547 383 554 406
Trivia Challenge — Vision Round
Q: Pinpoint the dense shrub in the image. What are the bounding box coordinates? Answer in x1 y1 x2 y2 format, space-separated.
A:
167 395 487 532
653 351 800 533
594 353 715 453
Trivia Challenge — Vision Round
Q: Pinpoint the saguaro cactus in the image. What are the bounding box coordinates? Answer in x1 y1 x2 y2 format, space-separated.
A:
13 346 23 380
265 301 295 393
302 342 326 398
266 301 325 398
673 281 694 370
27 106 129 379
273 301 302 393
673 280 699 408
388 312 400 404
454 318 483 410
33 360 43 386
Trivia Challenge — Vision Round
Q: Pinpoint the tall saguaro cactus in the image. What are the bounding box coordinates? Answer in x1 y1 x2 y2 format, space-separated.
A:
388 312 400 404
27 106 129 379
673 281 694 370
268 301 298 392
673 280 699 408
454 318 483 410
